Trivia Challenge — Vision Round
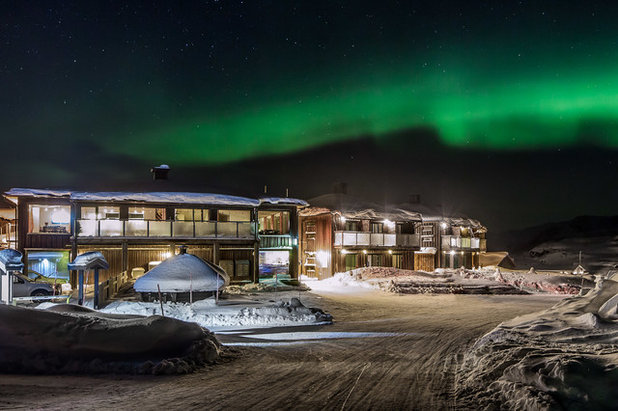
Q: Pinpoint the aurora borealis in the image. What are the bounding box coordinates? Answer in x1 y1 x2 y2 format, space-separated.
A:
3 1 618 229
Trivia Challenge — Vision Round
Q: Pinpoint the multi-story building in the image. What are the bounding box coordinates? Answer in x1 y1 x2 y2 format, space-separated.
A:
3 188 306 285
299 193 487 278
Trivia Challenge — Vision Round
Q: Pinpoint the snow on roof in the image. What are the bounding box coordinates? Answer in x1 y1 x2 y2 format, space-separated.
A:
259 197 309 207
0 249 23 273
5 188 260 206
305 193 422 221
71 191 259 206
5 188 72 198
134 253 230 293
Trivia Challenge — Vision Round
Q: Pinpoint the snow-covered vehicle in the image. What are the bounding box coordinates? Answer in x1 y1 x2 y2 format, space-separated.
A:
12 273 59 297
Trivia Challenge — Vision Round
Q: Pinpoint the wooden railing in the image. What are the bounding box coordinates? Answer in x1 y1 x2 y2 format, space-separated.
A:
334 231 419 248
259 234 293 249
77 219 256 239
98 270 129 305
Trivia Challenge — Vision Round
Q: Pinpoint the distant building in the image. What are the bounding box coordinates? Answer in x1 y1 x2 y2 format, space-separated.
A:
299 193 487 278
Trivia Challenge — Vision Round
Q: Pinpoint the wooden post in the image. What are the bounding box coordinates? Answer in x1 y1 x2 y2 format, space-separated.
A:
253 241 260 283
78 270 84 305
93 268 99 309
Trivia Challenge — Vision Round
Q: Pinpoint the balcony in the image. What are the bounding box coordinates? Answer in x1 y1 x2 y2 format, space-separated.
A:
76 220 255 239
334 231 419 248
260 234 294 249
441 235 481 250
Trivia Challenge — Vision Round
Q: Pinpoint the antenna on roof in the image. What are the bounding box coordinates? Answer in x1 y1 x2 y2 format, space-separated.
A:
285 188 289 197
150 164 170 181
264 184 268 194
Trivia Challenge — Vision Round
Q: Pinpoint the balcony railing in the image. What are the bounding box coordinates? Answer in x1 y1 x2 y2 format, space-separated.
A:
441 235 481 250
76 219 255 239
333 231 419 247
260 234 294 249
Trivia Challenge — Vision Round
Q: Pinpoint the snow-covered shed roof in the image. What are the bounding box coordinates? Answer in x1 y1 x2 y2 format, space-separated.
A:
134 253 229 293
67 251 110 271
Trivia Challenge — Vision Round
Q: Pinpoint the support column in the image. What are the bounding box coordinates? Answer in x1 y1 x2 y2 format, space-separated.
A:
253 241 259 283
213 242 220 265
93 268 100 309
78 270 84 305
121 241 128 274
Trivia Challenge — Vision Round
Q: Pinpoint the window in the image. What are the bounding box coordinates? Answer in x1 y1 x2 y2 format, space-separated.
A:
218 209 251 222
258 210 290 234
129 207 166 220
80 206 120 220
175 208 207 222
28 205 70 234
370 222 384 233
344 220 360 231
368 254 384 267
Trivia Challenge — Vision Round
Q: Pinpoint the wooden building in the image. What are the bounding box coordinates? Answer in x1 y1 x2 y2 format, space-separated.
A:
299 194 423 279
299 193 487 278
4 188 306 285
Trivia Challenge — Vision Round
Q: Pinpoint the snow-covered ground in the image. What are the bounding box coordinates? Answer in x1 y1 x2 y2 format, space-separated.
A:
99 296 332 331
456 277 618 409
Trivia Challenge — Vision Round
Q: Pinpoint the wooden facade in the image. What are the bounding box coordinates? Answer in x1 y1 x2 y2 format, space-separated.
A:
6 190 303 286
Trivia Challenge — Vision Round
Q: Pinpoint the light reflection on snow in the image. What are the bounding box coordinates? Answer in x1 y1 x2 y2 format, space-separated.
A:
228 331 411 342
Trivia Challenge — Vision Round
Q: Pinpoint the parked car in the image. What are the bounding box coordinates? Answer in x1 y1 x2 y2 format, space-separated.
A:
12 273 60 297
26 270 72 293
27 269 68 285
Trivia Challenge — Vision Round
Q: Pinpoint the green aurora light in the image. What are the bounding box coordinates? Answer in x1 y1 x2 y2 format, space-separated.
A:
114 63 618 165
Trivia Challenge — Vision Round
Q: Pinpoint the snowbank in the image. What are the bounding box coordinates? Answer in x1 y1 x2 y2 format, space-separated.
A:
301 272 382 294
0 304 220 374
456 279 618 409
101 297 332 330
303 267 581 295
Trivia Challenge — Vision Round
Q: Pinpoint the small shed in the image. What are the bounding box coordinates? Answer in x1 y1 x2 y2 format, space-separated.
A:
68 251 109 308
134 248 229 302
0 249 24 304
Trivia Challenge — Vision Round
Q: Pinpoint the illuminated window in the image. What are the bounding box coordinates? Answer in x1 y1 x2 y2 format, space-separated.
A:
218 209 251 222
258 210 290 234
28 205 71 234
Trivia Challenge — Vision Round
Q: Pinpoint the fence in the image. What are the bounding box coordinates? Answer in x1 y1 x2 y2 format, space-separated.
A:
98 270 129 305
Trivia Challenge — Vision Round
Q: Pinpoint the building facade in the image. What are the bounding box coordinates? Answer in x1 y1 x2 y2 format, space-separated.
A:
299 194 487 278
4 188 306 285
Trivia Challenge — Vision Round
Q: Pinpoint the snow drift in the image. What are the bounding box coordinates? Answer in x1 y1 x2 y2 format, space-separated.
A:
0 304 221 374
134 253 229 293
456 278 618 409
102 297 333 330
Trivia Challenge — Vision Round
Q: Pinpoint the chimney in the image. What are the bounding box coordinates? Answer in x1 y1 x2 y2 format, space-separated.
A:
408 194 421 204
150 164 170 181
178 245 188 255
332 182 348 194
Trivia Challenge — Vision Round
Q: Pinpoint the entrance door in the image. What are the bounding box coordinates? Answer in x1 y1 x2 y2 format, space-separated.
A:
345 254 357 271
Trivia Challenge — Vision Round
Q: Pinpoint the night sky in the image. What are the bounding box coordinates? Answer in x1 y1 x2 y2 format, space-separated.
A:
2 1 618 232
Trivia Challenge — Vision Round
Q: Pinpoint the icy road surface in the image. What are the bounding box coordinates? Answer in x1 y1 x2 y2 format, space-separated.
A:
0 291 561 410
